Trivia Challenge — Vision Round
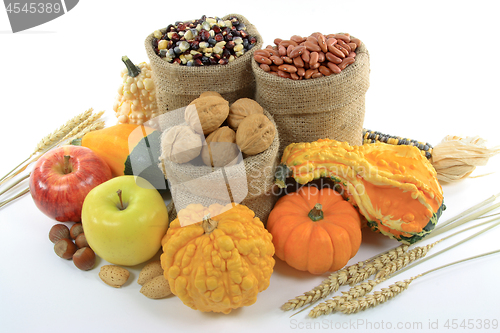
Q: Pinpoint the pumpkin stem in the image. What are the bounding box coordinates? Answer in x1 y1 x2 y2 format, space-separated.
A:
308 203 324 221
202 214 218 234
122 56 141 78
63 155 72 174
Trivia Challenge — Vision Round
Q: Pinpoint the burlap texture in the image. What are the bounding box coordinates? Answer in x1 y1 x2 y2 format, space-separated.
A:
251 40 370 153
145 14 263 113
158 110 279 225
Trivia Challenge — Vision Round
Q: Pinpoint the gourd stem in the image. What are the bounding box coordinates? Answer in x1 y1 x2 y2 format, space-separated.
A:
122 56 141 78
308 204 324 221
202 214 218 234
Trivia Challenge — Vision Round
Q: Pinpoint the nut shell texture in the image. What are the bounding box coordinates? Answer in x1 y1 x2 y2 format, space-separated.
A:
160 125 203 164
201 126 239 167
236 114 276 155
228 98 264 130
99 265 130 288
184 96 229 135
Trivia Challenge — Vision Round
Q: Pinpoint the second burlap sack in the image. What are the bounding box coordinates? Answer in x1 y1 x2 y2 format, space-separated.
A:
252 40 370 153
145 13 263 113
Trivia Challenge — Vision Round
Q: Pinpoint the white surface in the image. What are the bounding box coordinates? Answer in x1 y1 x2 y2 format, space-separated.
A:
1 1 500 332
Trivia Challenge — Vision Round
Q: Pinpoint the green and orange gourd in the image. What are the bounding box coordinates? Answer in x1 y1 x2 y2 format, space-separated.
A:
275 139 445 244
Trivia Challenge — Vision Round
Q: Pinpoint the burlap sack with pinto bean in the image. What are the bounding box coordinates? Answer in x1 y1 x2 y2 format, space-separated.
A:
157 109 280 225
145 13 263 113
251 40 370 154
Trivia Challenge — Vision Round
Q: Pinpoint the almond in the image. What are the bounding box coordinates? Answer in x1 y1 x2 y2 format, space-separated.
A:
137 260 164 286
140 275 172 299
98 265 130 288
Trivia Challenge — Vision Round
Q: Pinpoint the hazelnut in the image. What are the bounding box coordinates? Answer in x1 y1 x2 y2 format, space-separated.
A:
69 223 83 239
49 224 71 243
73 247 96 271
54 238 77 259
75 233 89 248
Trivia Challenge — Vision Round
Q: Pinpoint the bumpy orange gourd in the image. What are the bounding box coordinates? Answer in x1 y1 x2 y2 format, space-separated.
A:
160 203 275 314
267 187 362 275
275 139 445 244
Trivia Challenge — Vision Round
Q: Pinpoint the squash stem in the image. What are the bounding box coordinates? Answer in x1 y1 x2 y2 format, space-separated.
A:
202 214 218 234
308 204 324 221
122 56 141 78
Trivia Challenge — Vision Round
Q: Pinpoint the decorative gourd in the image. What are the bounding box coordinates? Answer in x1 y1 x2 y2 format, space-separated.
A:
275 139 445 244
160 203 275 314
113 56 159 125
267 187 362 275
80 124 167 190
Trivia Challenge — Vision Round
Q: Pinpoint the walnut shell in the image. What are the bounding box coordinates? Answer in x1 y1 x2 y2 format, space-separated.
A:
201 126 240 167
236 114 276 156
199 91 223 99
160 125 203 164
185 96 229 135
228 98 264 130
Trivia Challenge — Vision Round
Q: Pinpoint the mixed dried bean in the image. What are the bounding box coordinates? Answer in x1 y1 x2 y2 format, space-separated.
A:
255 32 360 80
151 15 257 66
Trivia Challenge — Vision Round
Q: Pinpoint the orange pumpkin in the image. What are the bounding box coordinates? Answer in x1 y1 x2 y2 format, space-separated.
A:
267 186 362 275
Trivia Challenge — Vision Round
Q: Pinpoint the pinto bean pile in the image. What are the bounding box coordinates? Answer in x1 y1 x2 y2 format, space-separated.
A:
254 32 360 80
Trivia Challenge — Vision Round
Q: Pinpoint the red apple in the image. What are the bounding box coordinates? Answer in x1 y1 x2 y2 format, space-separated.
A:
29 145 113 222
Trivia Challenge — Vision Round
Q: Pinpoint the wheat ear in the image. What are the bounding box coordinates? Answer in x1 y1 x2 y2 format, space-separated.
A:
338 248 500 314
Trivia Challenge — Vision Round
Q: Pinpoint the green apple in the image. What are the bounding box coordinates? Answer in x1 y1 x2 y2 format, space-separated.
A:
81 175 169 266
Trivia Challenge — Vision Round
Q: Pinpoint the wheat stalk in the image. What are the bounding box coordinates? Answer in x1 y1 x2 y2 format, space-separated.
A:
32 108 93 156
338 248 500 314
282 244 409 312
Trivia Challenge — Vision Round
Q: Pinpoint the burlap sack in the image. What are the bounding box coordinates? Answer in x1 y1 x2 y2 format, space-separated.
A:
251 40 370 153
158 110 280 225
145 14 263 113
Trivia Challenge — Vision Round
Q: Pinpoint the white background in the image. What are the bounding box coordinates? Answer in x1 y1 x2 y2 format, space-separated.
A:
1 1 500 332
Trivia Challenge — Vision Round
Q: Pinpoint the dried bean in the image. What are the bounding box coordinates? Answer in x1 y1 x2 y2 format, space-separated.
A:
335 44 349 57
277 70 291 79
350 37 361 48
270 55 284 65
332 33 351 43
280 40 298 48
290 35 306 43
286 45 295 57
337 39 351 53
328 43 345 58
301 49 311 63
304 40 322 52
318 52 326 63
290 73 300 80
297 67 306 77
293 56 304 68
282 56 293 64
260 63 270 72
278 45 287 56
338 56 355 70
304 68 318 79
309 51 319 67
327 62 342 74
278 64 298 73
289 45 306 58
254 54 272 65
311 72 324 79
348 42 357 52
325 52 343 64
319 65 333 76
316 34 328 53
349 51 357 58
254 49 271 57
274 38 283 45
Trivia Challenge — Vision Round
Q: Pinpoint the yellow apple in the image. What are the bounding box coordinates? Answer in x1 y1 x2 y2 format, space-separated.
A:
81 176 169 266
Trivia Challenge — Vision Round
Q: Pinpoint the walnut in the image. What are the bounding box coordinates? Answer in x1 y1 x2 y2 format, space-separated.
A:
236 114 276 156
228 98 264 130
199 91 223 99
201 126 240 167
160 125 203 164
185 96 229 135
